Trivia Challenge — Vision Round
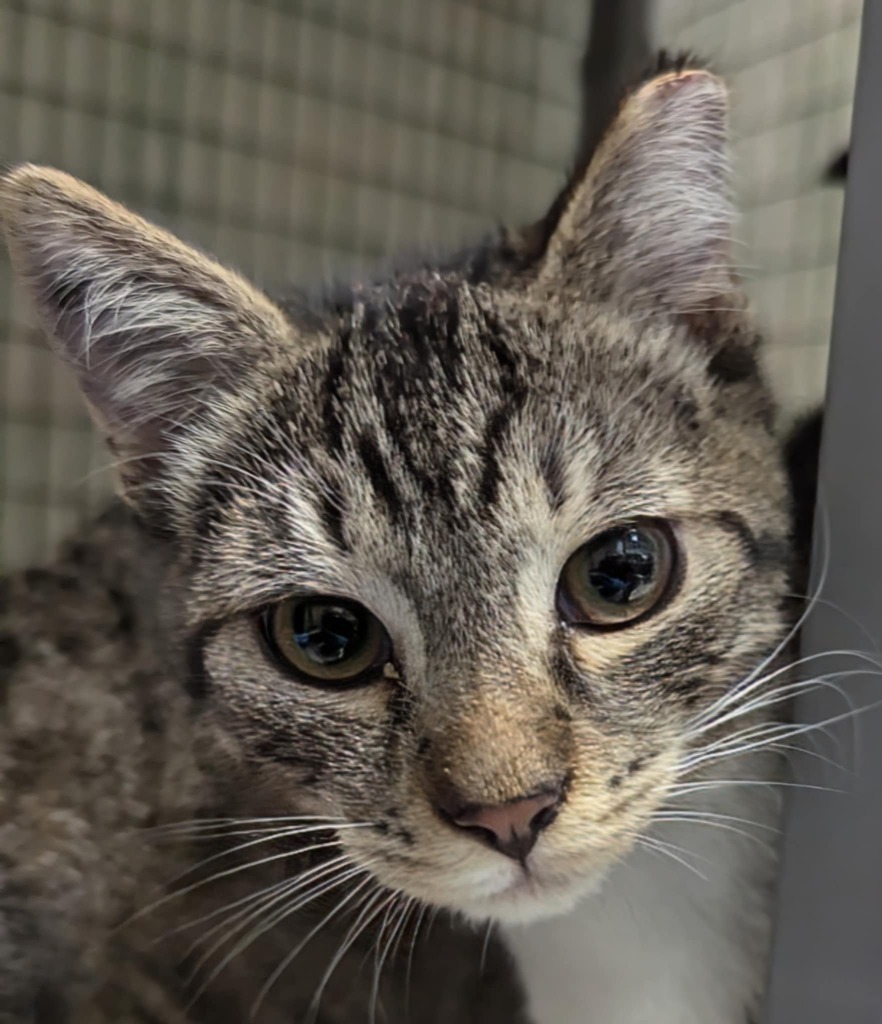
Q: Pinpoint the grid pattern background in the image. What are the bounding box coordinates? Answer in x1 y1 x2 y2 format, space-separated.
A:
0 0 588 568
0 0 864 569
658 0 862 414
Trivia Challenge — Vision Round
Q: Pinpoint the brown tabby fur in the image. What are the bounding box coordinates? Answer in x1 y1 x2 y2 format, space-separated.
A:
0 61 796 1023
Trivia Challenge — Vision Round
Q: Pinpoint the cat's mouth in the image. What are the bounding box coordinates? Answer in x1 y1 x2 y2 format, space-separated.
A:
340 809 636 925
372 851 608 925
467 862 606 924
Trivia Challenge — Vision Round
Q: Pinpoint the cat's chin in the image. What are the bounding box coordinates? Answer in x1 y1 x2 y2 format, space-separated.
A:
449 867 605 926
367 845 612 926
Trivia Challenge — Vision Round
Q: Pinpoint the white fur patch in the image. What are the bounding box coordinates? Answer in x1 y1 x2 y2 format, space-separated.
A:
505 777 778 1023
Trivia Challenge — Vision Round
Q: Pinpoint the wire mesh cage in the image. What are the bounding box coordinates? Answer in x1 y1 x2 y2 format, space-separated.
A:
0 0 864 568
0 0 589 567
0 6 872 1015
658 0 861 411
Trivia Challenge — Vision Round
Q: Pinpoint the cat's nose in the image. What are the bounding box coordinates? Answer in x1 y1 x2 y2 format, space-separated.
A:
442 788 563 864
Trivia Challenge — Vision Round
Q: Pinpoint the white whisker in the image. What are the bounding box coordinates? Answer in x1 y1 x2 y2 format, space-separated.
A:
688 651 882 736
691 507 833 733
193 859 372 1007
651 815 775 845
154 874 296 947
252 872 378 1019
652 809 778 832
634 835 708 881
784 590 879 656
480 919 495 975
679 697 882 778
141 814 348 836
184 854 350 970
405 902 428 1013
308 887 391 1024
666 778 842 798
370 895 413 1024
121 838 345 933
164 822 370 887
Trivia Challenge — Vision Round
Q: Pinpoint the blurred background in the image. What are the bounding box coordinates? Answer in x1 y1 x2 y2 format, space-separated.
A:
0 0 862 568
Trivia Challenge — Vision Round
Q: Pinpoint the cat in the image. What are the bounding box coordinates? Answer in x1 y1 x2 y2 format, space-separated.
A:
0 58 803 1024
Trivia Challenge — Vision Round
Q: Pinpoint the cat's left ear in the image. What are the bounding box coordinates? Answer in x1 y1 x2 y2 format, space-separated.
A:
0 165 296 517
533 62 736 318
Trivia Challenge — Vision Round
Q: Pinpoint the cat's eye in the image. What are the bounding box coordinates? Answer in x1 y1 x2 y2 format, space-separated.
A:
261 597 391 685
557 520 677 629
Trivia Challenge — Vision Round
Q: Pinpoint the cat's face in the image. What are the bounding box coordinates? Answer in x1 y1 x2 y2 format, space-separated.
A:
182 285 788 923
1 66 791 924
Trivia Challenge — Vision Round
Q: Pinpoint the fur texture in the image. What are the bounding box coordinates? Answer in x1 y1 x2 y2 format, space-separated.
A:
0 65 795 1023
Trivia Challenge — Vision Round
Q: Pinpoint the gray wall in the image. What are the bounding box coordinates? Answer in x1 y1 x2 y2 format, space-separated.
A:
764 1 882 1017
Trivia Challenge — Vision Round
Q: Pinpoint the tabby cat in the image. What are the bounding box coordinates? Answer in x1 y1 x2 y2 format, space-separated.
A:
0 61 801 1023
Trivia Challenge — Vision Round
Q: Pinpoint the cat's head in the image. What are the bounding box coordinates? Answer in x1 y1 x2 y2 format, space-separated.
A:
0 64 790 924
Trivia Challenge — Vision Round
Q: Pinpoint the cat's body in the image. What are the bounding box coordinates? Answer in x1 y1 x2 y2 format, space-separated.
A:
0 507 531 1023
1 504 785 1024
1 61 806 1023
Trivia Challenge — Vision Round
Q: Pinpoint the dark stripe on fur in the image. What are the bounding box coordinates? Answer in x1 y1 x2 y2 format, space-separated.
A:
184 620 222 699
785 407 823 593
707 342 758 385
321 328 351 452
550 640 594 702
316 485 349 553
253 727 311 767
381 401 457 510
357 432 405 523
624 620 728 697
714 511 761 563
0 632 22 707
190 474 235 561
478 406 515 508
477 389 531 511
541 441 567 512
715 511 788 569
478 330 528 510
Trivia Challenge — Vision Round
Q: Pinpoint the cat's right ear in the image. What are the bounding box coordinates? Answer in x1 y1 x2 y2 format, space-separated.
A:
532 60 736 320
0 165 296 518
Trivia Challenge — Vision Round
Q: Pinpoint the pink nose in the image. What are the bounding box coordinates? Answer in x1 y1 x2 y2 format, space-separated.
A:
449 789 562 864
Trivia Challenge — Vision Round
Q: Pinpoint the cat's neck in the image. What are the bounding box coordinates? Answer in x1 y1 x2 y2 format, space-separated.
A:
505 754 781 1024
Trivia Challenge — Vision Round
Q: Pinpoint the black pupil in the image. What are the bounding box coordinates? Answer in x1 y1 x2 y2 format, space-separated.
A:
291 602 365 665
587 528 659 605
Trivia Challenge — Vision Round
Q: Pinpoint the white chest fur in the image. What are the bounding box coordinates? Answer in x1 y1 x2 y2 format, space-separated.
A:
504 783 779 1024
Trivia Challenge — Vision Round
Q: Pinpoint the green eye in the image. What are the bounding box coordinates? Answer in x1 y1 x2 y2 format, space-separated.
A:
557 521 677 628
262 598 391 685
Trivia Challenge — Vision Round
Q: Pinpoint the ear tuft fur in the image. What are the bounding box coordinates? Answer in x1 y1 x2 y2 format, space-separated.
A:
640 49 711 83
0 165 295 515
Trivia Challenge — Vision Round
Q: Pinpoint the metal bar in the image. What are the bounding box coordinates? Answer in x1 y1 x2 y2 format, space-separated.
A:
763 4 882 1020
578 0 652 164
